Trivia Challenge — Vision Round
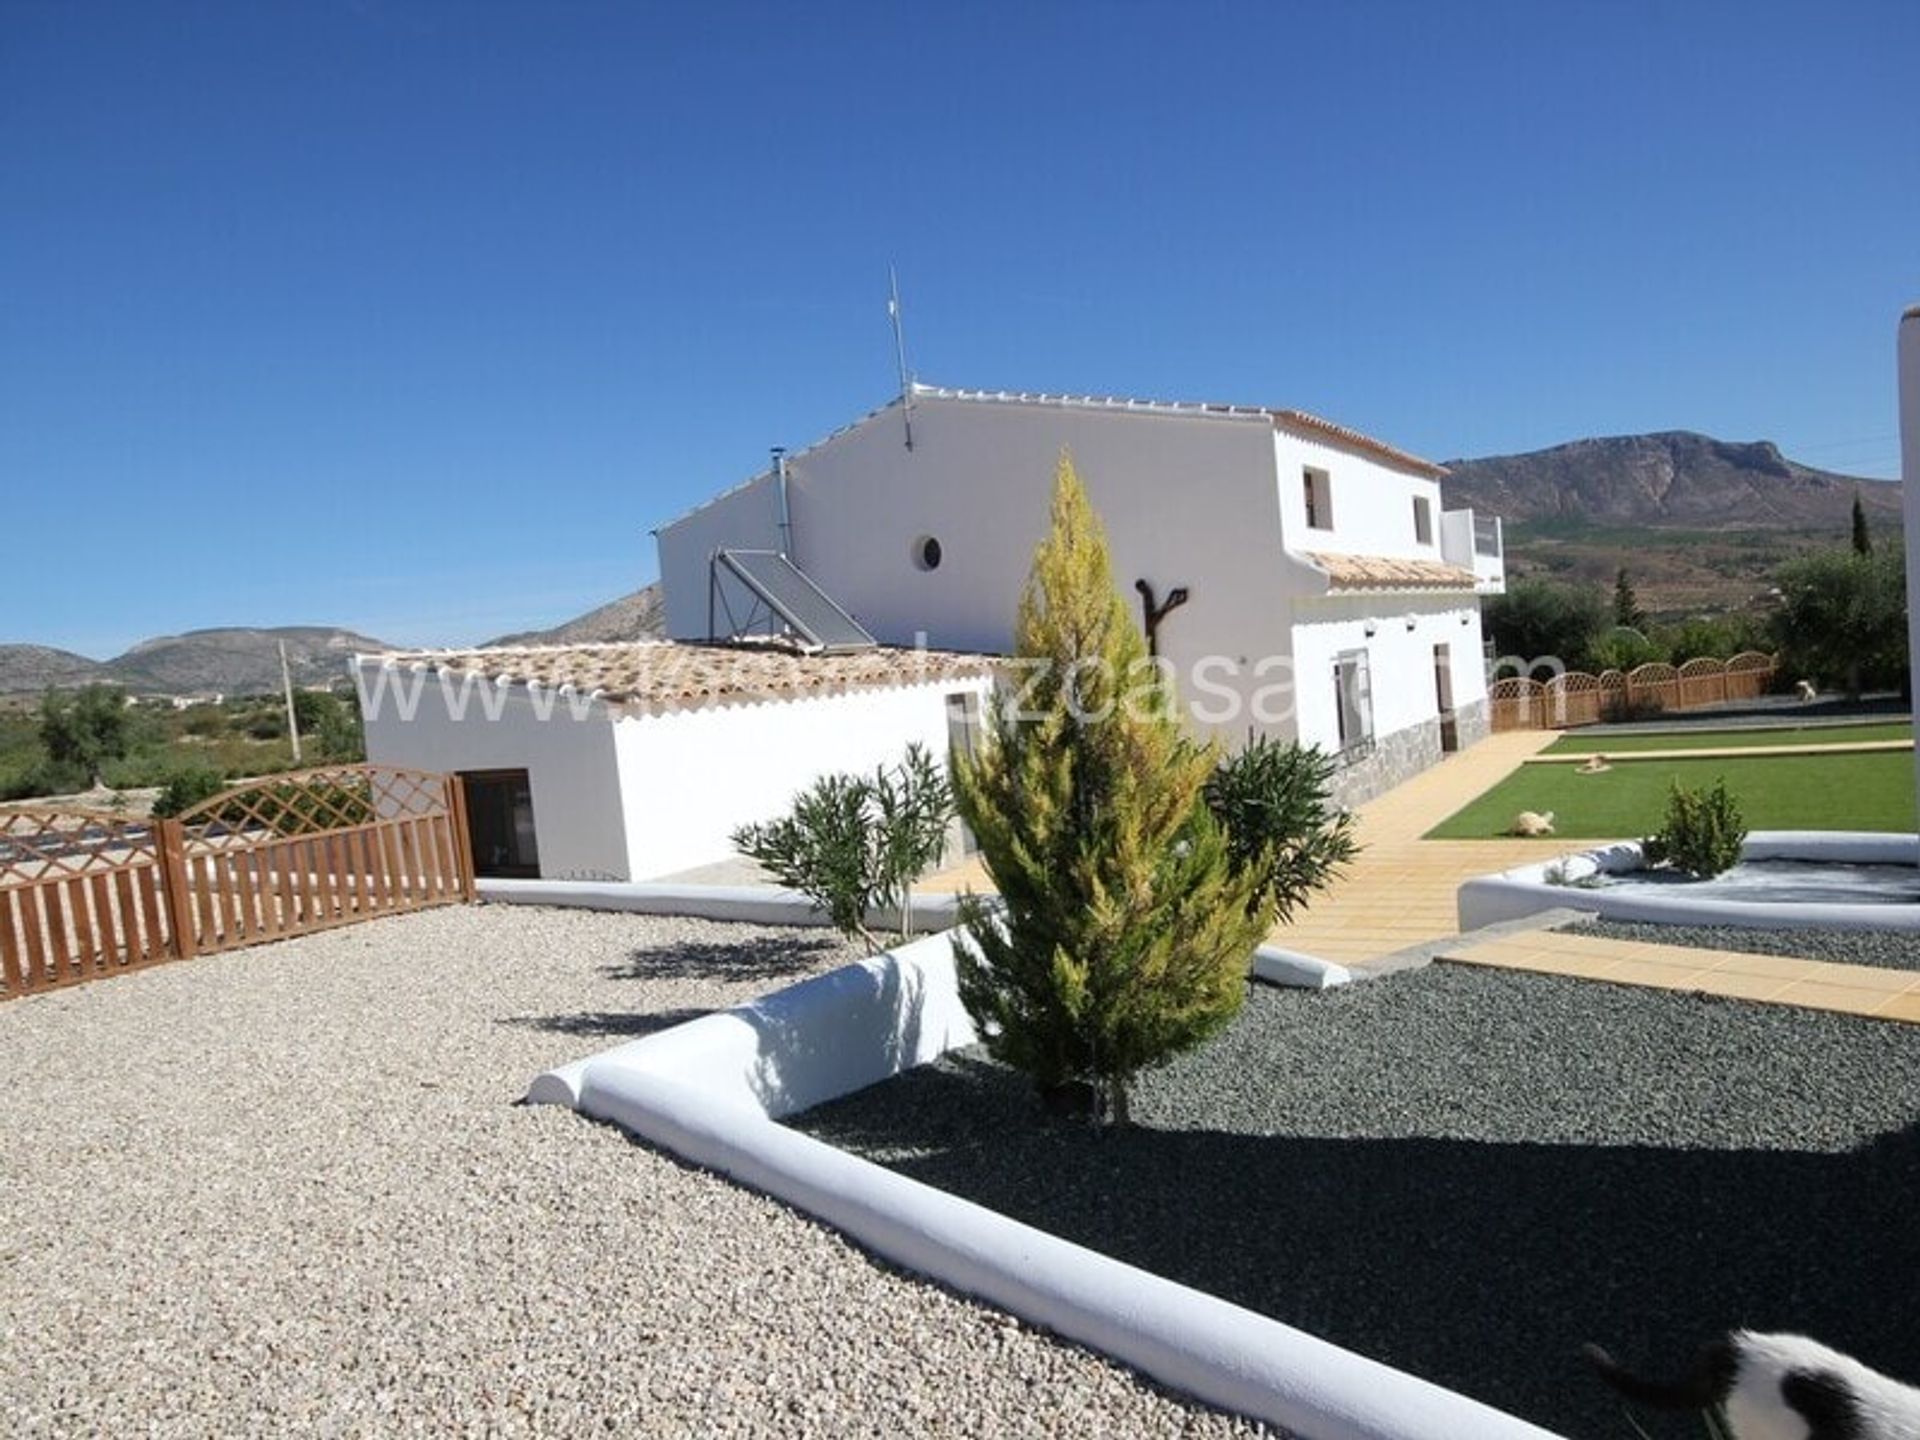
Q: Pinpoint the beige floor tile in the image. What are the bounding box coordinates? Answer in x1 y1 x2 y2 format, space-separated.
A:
1691 972 1793 1003
1870 991 1920 1022
1770 980 1890 1016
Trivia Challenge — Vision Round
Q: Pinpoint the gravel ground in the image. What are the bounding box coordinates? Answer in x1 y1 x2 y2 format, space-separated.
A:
1567 919 1920 970
794 964 1920 1440
0 905 1263 1438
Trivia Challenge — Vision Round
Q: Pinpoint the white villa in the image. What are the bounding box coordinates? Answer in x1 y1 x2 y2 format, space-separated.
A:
358 383 1504 881
657 385 1505 806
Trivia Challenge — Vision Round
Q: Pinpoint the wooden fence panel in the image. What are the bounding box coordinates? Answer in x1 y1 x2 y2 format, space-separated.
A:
3 766 471 999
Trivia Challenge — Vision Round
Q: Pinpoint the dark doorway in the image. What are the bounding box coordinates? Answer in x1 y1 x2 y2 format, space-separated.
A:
1433 643 1459 752
461 769 541 878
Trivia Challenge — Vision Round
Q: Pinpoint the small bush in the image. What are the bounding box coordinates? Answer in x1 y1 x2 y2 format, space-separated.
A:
1203 737 1358 925
1644 778 1746 878
150 766 230 819
0 757 91 802
733 744 954 951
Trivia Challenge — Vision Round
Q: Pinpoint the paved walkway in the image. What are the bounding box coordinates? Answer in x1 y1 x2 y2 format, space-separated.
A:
1529 739 1912 764
1443 928 1920 1023
923 730 1577 968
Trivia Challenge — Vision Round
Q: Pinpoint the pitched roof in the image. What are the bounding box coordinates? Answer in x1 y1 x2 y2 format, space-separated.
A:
1302 552 1480 592
360 639 999 717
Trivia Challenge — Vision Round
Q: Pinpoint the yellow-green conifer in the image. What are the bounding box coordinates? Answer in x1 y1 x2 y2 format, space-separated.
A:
952 453 1267 1123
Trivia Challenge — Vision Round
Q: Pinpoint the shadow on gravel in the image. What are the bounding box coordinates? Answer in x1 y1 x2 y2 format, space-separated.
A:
604 934 843 984
795 1056 1920 1440
501 1005 712 1039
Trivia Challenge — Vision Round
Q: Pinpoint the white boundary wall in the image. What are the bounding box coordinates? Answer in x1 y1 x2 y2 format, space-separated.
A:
1457 832 1920 933
528 928 1560 1440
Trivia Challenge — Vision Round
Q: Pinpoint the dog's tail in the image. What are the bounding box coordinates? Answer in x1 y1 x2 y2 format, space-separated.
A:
1582 1338 1738 1412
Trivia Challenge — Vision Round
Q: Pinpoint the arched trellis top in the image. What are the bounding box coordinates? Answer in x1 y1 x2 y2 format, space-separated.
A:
0 806 157 885
1489 654 1778 732
176 763 454 849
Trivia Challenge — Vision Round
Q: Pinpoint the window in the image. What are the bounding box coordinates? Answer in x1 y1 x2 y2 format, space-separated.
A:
913 535 943 571
1413 495 1433 546
1303 467 1333 531
1332 650 1374 755
944 692 983 855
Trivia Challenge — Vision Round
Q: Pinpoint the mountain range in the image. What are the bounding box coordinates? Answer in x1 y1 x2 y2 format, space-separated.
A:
2 431 1898 693
1442 432 1900 614
0 627 391 699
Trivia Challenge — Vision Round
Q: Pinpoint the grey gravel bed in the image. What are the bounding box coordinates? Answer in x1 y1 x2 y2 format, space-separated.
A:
793 964 1920 1440
0 905 1263 1438
1566 918 1920 970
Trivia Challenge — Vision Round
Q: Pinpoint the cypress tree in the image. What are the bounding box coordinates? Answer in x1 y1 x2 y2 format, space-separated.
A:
952 453 1267 1124
1852 489 1872 555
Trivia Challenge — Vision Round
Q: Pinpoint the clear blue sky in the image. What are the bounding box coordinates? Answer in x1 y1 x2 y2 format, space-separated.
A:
4 0 1915 656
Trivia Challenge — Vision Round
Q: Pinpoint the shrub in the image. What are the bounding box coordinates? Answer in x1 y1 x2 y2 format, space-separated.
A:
0 757 90 802
1203 737 1358 925
733 744 954 951
952 455 1265 1125
39 684 130 786
150 766 230 820
1644 778 1746 878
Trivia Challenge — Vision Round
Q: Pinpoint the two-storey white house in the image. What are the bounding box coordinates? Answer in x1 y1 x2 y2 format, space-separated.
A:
657 385 1505 805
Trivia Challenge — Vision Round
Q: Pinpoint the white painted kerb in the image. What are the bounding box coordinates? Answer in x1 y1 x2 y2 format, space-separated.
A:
1457 831 1920 933
530 930 1560 1439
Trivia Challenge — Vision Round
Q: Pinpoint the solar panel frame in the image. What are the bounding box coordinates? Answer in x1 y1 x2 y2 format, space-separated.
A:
713 549 876 653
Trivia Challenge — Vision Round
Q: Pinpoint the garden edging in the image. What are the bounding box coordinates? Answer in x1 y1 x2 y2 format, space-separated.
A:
529 930 1560 1440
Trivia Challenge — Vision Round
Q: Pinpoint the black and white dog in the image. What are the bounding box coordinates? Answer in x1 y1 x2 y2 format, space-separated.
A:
1585 1332 1920 1440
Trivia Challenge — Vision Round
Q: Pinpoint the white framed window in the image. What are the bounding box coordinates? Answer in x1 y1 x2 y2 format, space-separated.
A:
1303 467 1333 531
1413 495 1433 546
1333 649 1374 755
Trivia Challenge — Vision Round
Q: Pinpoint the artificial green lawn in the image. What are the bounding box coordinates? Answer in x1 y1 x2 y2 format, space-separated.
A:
1542 721 1913 755
1426 750 1918 840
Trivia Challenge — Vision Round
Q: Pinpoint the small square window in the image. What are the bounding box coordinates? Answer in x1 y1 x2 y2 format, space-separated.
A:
1413 495 1432 546
1303 467 1333 531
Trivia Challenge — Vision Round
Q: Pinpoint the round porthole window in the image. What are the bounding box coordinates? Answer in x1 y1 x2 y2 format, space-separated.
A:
914 535 943 571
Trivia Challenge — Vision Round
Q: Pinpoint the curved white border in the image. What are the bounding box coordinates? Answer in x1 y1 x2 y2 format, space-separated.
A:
530 931 1560 1439
1457 831 1920 933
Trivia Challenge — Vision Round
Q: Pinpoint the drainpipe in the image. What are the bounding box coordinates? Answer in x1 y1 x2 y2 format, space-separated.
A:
772 447 792 559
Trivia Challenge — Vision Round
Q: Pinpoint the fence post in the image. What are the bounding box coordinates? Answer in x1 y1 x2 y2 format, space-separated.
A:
444 775 477 903
155 817 197 961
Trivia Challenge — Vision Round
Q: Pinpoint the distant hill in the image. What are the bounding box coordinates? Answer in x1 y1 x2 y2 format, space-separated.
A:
0 645 111 694
1442 432 1902 615
1442 432 1900 530
0 626 390 697
486 583 664 647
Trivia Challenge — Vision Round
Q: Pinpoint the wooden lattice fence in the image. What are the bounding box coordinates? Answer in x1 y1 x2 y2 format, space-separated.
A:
0 765 473 1000
1489 654 1779 733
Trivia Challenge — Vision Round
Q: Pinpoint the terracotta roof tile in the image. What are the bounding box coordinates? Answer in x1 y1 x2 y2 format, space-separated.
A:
363 639 999 715
1304 552 1480 591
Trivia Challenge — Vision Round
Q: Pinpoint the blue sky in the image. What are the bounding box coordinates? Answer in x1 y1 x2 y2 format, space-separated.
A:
3 1 1915 656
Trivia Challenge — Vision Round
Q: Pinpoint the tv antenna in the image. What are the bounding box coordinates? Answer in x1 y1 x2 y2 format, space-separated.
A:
888 265 915 450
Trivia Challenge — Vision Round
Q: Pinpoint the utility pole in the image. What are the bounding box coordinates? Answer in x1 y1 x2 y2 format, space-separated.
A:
280 641 303 765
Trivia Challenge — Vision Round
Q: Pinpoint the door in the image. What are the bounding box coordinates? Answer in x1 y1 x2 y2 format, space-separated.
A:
1433 644 1459 752
461 769 541 878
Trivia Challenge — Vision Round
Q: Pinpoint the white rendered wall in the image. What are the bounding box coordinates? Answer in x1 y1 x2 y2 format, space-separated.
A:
612 676 995 880
656 472 784 641
659 396 1298 745
1288 596 1488 754
1273 428 1447 563
354 661 631 881
1901 306 1920 833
